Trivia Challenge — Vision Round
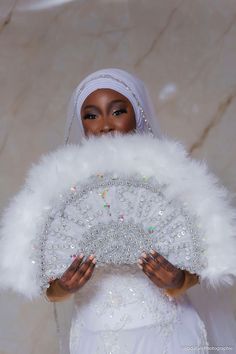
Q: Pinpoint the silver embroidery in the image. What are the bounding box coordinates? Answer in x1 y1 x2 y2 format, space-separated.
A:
70 264 181 354
30 173 207 291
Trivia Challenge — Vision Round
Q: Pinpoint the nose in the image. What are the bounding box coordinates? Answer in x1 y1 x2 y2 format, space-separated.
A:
99 117 114 134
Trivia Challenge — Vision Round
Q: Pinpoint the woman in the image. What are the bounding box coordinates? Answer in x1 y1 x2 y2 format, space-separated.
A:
1 68 235 354
46 68 212 354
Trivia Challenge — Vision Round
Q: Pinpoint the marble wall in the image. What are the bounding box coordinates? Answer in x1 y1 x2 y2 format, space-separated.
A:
0 0 236 353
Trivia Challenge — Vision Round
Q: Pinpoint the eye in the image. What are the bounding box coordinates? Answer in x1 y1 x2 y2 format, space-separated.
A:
83 113 97 120
112 108 127 117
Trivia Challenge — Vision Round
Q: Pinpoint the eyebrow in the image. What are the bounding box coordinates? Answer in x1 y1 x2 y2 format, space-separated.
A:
82 104 99 111
82 99 127 112
108 99 127 109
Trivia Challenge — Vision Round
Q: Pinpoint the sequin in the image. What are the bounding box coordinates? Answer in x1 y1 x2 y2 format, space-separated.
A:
34 173 207 291
72 264 180 354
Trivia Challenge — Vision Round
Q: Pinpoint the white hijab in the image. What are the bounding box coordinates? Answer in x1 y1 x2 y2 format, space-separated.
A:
64 68 161 144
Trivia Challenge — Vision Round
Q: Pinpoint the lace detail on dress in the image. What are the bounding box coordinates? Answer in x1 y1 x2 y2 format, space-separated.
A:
98 330 130 354
196 314 209 353
70 264 181 354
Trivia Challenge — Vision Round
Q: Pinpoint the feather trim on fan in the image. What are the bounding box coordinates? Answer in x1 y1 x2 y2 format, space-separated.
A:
0 133 236 299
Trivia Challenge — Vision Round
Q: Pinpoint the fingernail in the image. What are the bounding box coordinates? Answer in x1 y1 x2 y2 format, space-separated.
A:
141 252 147 258
92 258 97 264
138 259 143 264
150 250 155 255
137 264 143 270
89 255 94 260
79 253 84 258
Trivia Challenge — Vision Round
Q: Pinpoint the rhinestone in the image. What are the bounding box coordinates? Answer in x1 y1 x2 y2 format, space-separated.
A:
39 173 205 287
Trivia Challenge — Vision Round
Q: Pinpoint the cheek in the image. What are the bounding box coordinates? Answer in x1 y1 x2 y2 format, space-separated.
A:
82 120 99 134
116 113 136 131
127 108 136 129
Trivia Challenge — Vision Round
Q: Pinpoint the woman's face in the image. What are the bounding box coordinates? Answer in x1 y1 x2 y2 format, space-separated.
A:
81 89 136 136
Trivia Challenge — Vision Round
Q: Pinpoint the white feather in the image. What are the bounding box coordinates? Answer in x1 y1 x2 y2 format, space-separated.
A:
0 134 236 298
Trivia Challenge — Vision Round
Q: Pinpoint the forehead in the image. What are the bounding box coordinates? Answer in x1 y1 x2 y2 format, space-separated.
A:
81 88 131 108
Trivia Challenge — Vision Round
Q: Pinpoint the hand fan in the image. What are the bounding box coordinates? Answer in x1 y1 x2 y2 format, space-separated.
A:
33 173 206 289
1 134 235 298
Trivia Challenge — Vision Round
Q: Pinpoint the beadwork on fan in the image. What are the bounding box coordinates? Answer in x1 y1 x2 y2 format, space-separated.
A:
31 173 206 289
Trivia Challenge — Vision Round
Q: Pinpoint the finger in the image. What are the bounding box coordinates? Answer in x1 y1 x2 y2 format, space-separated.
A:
61 254 84 281
71 255 95 283
62 256 96 290
150 250 177 272
139 253 170 279
77 261 96 288
139 253 162 271
139 255 172 286
150 250 171 266
141 260 163 279
141 252 185 288
71 257 96 285
67 254 84 273
139 263 165 288
139 252 185 289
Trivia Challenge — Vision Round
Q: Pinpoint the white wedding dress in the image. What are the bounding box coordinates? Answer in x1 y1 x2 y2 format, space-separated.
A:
69 264 208 354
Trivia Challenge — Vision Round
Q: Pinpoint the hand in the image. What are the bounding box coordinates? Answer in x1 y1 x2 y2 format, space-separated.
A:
137 250 185 290
56 254 96 294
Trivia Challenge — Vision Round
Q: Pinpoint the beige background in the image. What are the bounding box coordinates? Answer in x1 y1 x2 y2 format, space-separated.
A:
0 0 236 353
